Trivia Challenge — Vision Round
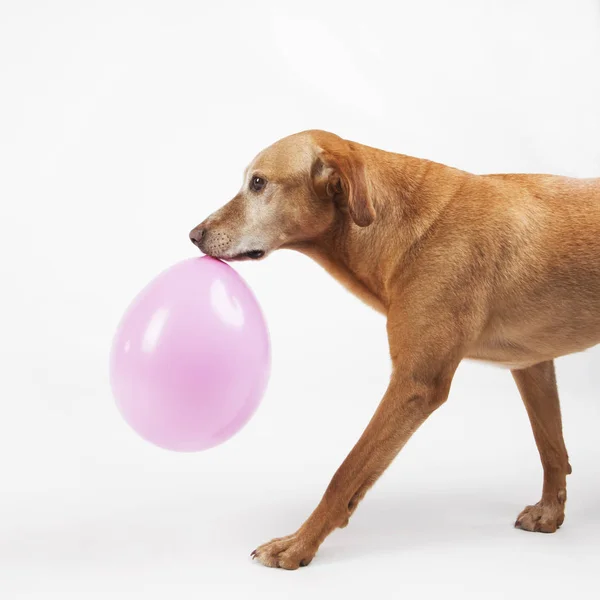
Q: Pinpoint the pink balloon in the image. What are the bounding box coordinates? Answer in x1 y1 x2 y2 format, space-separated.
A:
109 257 271 452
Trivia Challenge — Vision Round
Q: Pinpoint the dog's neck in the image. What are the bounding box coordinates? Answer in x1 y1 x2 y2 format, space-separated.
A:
293 151 465 314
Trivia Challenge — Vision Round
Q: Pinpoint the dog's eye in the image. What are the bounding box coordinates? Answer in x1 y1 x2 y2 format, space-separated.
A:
250 176 266 192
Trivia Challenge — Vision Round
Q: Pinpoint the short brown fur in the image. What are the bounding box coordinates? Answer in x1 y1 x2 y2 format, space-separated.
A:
190 130 600 569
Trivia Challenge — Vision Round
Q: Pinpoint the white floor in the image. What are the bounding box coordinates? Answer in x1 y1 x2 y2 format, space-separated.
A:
3 367 599 600
5 470 600 600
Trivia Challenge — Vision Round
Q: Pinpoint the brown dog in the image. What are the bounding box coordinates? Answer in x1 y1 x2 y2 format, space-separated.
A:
189 130 600 569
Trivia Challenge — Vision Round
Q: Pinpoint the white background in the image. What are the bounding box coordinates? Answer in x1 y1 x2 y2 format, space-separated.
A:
1 1 599 598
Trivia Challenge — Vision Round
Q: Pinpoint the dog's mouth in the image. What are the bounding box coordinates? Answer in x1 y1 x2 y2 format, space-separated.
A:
219 249 266 262
242 250 265 260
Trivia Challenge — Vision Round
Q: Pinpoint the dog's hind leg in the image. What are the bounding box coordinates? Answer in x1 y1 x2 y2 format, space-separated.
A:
512 360 571 533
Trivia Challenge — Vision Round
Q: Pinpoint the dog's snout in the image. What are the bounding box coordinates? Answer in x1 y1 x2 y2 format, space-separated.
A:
189 227 205 248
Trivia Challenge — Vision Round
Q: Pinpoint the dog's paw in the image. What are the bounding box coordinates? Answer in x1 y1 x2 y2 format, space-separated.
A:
515 501 565 533
251 532 317 570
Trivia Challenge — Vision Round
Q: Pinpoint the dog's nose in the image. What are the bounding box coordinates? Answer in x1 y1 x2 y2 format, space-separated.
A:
189 227 205 248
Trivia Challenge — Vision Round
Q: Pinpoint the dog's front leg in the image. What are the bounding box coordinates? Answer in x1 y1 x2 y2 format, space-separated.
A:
251 330 460 569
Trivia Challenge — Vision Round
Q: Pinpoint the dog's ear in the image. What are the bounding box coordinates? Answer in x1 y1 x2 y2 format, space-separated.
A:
311 143 375 227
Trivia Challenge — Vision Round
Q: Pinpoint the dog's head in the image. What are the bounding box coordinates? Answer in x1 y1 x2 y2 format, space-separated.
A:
189 130 375 261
